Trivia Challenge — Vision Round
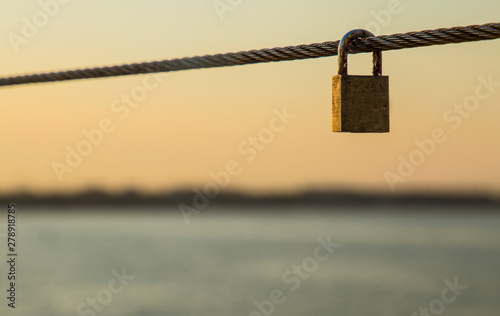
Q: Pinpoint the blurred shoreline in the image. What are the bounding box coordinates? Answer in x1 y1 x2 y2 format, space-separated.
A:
1 189 499 211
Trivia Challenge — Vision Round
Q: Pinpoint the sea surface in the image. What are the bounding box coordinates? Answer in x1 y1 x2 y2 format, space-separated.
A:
1 205 500 316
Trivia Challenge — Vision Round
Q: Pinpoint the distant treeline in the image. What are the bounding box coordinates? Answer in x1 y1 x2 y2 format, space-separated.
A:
0 189 499 211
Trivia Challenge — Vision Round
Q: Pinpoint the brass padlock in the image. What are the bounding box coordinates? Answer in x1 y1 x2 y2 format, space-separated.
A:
332 29 389 133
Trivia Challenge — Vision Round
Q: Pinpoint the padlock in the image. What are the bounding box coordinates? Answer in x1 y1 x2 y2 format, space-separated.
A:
332 29 389 133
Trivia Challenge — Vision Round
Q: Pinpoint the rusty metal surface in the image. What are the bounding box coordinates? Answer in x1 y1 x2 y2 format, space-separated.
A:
332 75 390 133
338 29 382 76
333 29 388 133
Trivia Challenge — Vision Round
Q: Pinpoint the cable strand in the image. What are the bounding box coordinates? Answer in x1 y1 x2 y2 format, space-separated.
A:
0 22 499 87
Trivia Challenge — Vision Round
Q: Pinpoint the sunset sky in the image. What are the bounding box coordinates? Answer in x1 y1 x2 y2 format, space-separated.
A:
1 0 500 195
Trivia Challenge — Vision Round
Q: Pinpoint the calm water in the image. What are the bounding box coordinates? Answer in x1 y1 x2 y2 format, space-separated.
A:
2 206 500 316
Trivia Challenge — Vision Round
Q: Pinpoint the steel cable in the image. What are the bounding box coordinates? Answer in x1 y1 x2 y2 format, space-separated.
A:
0 23 499 87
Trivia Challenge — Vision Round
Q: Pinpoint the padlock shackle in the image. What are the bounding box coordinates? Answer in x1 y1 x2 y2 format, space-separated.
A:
338 29 382 76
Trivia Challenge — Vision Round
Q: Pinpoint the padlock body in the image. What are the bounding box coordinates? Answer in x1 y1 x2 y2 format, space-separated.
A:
332 75 389 133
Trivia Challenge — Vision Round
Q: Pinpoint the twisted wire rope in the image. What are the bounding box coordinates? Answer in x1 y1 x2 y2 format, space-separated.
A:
0 23 499 87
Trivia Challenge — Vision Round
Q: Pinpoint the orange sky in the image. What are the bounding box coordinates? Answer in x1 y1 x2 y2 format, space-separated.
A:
1 0 500 195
